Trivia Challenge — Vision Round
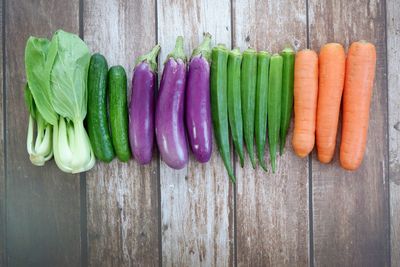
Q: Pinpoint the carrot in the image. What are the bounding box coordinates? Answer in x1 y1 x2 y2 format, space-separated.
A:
340 41 376 170
316 43 346 163
292 49 319 158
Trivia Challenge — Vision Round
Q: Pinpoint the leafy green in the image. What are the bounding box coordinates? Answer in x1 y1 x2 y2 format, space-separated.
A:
50 30 90 121
25 37 58 125
24 84 36 119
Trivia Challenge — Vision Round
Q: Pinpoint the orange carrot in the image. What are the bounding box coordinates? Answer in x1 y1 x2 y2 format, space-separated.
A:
340 41 376 170
292 49 319 158
316 43 346 163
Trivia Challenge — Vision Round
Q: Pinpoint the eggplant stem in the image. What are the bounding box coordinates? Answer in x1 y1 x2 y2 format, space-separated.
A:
167 36 186 62
191 32 212 62
136 44 161 72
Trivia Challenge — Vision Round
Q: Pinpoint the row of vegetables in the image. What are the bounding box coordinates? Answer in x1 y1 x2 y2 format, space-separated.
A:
24 30 376 181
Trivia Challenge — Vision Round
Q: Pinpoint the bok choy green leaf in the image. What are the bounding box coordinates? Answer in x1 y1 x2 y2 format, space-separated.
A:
25 37 58 125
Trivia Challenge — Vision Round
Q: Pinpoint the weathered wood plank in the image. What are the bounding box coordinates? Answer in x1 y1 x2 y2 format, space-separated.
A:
388 0 400 264
232 1 309 266
157 0 234 265
0 0 5 264
5 0 82 266
309 0 389 266
83 0 160 266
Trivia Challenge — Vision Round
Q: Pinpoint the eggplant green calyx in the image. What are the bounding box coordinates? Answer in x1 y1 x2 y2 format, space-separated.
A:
167 36 186 63
136 44 161 72
191 32 212 63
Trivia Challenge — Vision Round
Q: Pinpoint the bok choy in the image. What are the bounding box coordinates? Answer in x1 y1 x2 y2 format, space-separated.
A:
24 29 95 173
24 84 53 166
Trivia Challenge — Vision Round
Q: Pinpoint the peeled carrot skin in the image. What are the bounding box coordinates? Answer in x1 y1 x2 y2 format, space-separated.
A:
292 49 319 158
316 43 346 163
340 41 376 171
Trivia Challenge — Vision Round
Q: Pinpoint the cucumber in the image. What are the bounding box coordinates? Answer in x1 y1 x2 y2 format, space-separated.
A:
87 53 115 162
108 66 131 162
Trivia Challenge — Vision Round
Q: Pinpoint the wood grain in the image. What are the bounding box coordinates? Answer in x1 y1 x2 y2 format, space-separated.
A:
0 0 5 264
388 0 400 264
157 0 234 265
309 0 389 266
232 0 309 266
5 0 82 266
83 0 160 266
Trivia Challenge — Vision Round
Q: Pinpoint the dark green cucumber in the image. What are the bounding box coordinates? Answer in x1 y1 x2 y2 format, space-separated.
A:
241 48 257 169
87 53 115 162
268 54 283 172
227 48 244 167
255 51 271 171
211 44 236 182
279 48 295 155
108 66 131 162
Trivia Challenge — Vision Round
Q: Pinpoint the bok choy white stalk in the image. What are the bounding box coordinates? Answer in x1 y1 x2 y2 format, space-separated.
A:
24 84 53 166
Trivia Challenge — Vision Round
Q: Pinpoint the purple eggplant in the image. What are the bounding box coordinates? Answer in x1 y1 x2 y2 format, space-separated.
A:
155 36 188 169
185 33 213 163
129 44 160 164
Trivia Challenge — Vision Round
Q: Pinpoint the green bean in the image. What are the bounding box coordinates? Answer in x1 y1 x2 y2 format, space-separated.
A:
241 48 257 169
280 48 295 155
211 44 236 182
255 51 271 171
227 48 244 167
268 54 283 173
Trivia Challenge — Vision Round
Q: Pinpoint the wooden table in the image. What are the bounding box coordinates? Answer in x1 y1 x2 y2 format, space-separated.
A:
1 0 399 266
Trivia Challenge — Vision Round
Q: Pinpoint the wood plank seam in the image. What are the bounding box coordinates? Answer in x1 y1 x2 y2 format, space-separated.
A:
155 1 163 266
384 1 392 265
305 1 314 266
383 0 391 264
79 1 89 267
1 0 7 265
386 0 400 264
229 1 238 265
